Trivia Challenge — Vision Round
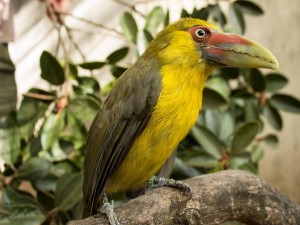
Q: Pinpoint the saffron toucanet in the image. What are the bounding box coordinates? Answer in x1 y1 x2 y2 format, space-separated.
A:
82 18 278 218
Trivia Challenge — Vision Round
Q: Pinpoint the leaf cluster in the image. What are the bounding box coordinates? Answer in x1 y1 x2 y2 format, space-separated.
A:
0 47 130 224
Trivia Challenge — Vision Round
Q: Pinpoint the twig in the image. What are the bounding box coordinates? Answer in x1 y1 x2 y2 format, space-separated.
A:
62 21 86 61
23 92 56 101
113 0 146 18
65 27 119 37
66 12 123 36
55 25 61 57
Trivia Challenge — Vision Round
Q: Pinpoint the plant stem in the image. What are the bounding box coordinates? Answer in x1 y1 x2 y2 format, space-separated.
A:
66 12 123 36
113 0 146 18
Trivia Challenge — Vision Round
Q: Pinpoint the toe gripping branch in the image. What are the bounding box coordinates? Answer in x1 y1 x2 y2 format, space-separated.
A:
149 176 192 197
100 193 120 225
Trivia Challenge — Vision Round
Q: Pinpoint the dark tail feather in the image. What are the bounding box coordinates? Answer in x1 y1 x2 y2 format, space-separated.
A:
81 200 98 219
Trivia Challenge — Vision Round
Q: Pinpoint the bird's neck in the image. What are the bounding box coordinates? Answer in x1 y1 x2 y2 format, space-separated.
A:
159 62 209 99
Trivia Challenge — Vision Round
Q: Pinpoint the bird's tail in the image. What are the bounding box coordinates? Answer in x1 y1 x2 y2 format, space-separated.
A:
81 199 98 219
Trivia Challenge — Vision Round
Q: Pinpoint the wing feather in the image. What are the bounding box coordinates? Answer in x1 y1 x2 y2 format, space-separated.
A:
82 57 162 217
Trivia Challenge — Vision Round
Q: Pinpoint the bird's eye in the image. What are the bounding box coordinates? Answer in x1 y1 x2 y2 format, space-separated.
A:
195 28 206 38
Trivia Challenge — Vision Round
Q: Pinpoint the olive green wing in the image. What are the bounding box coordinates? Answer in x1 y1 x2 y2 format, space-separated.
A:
82 57 162 218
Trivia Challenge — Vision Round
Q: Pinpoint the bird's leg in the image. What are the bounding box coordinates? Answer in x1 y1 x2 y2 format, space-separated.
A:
100 193 120 225
148 176 192 197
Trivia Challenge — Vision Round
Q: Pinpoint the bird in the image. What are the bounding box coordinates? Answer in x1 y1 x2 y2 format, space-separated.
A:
82 18 278 219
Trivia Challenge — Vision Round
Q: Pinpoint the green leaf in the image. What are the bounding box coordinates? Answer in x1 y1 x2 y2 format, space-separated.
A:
40 51 65 85
145 6 164 35
263 103 282 130
263 134 279 149
231 121 260 153
33 174 58 192
208 4 227 27
55 173 83 211
234 0 264 15
206 76 230 101
17 96 49 140
185 155 219 169
191 125 222 159
229 3 245 34
110 66 127 79
220 67 240 79
17 157 51 181
2 186 38 206
41 112 65 150
244 68 265 92
106 47 129 64
0 205 45 225
251 144 264 163
68 63 78 79
244 99 259 121
1 187 45 224
173 158 201 178
40 139 68 162
269 94 300 113
0 115 20 165
229 154 250 169
204 110 220 135
120 12 138 44
52 159 78 177
202 87 228 110
240 162 258 174
137 29 153 56
181 9 190 18
73 76 100 95
28 136 43 157
68 96 100 123
265 73 288 92
164 10 170 26
229 153 258 173
102 80 116 97
192 7 209 20
62 110 87 150
231 87 253 98
78 61 106 70
36 190 55 212
220 111 235 142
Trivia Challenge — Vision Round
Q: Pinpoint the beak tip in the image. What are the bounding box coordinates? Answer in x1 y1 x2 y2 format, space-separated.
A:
269 59 279 71
273 64 279 71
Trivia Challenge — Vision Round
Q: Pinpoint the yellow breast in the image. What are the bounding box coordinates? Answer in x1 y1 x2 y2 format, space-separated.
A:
105 61 208 193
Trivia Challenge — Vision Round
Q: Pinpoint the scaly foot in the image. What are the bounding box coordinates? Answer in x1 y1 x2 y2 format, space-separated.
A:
149 176 192 197
100 193 120 225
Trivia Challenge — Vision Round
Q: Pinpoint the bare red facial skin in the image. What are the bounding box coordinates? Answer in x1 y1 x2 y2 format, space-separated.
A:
189 25 252 48
207 33 252 47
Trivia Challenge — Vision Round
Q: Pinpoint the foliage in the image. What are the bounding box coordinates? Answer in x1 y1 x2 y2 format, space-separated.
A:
1 0 300 224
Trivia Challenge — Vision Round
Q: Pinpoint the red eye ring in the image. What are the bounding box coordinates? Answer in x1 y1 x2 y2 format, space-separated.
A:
189 26 211 43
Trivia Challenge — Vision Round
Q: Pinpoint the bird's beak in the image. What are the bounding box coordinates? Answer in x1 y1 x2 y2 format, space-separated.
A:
203 32 279 70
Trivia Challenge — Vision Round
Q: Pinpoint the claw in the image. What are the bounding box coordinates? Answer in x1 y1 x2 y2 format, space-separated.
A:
149 176 192 197
100 193 120 225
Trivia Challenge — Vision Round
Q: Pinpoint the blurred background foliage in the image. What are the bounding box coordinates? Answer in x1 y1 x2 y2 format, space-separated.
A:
1 0 300 224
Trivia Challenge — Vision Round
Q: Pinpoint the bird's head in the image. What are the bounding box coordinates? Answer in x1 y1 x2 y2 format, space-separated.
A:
150 18 278 74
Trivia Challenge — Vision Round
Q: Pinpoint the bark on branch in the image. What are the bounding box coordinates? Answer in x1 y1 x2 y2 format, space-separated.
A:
68 170 300 225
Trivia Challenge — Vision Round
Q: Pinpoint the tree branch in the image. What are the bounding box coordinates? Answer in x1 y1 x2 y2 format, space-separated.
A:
68 170 300 225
